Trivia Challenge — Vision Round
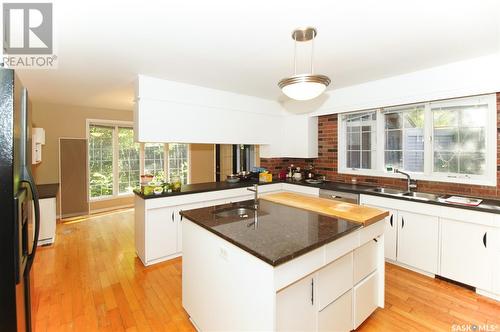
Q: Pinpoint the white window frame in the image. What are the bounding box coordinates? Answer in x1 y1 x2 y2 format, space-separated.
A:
339 110 378 170
87 119 192 201
87 119 136 202
338 94 497 186
143 142 191 184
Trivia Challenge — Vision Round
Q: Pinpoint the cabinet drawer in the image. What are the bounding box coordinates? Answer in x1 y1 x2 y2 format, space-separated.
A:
353 271 378 329
318 290 352 332
353 239 378 284
317 252 353 310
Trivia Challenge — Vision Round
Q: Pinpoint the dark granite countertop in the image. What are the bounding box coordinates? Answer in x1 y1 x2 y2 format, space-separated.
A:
36 183 59 199
134 178 500 214
180 199 362 267
133 180 276 199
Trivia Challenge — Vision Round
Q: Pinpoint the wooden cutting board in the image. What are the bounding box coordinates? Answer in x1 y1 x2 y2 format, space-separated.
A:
261 192 389 226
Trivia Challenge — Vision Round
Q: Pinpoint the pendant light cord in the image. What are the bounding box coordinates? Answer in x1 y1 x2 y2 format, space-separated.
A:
311 34 315 74
293 33 297 75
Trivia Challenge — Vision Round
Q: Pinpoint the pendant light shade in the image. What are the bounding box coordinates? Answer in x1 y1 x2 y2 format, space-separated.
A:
278 27 331 101
279 74 331 101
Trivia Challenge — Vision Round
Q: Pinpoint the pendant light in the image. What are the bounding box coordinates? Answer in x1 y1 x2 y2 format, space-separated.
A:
278 27 331 101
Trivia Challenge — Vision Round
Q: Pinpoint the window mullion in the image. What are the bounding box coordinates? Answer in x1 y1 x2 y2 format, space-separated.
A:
164 143 169 182
376 110 385 171
113 125 119 197
424 103 433 176
139 143 145 177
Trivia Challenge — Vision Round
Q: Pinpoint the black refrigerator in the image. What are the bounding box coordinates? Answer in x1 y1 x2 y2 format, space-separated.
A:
0 67 40 332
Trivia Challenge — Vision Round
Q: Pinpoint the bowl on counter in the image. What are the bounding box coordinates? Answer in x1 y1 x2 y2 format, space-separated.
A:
226 174 240 184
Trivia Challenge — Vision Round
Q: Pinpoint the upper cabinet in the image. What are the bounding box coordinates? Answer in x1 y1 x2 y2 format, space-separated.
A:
134 75 318 158
260 115 318 158
134 75 283 145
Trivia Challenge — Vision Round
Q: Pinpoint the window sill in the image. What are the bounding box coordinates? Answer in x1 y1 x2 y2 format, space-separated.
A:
89 193 134 202
338 168 496 187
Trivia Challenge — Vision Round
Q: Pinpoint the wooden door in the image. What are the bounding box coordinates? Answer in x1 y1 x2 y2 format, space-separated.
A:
59 138 88 218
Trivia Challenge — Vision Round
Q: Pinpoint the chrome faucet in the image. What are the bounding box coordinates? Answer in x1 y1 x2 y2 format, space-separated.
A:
395 169 417 193
247 184 259 208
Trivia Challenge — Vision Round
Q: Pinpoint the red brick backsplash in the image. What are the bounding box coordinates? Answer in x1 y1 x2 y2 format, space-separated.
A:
261 93 500 199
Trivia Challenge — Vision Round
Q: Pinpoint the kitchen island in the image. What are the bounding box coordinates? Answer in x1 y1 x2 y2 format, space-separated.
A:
180 195 388 331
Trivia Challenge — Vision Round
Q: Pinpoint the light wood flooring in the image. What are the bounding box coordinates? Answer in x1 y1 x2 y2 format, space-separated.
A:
32 209 500 331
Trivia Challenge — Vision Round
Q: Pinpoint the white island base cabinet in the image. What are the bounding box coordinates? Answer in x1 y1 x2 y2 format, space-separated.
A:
183 219 385 331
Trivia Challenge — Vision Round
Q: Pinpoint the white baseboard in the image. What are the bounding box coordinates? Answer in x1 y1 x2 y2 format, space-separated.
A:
476 288 500 301
385 259 436 278
89 204 133 215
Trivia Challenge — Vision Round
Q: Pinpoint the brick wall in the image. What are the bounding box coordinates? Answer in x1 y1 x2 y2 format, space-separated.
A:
261 93 500 199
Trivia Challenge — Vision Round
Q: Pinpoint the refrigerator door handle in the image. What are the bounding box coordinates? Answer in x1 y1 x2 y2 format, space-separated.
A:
21 166 40 273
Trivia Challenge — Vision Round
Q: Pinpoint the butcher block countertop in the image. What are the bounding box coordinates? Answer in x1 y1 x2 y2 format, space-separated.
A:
261 192 389 226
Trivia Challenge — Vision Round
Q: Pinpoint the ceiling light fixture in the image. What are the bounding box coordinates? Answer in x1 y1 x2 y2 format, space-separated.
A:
278 27 331 101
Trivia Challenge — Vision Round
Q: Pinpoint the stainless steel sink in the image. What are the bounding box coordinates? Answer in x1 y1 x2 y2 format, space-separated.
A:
214 207 256 218
371 187 406 196
402 192 441 201
370 187 442 201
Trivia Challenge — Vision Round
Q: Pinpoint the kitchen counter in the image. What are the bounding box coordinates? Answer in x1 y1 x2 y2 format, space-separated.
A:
134 178 500 214
133 179 273 199
181 195 386 331
36 183 59 199
180 199 363 266
282 180 500 214
261 192 389 225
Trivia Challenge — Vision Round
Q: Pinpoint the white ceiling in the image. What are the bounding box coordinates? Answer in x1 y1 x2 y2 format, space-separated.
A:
15 0 500 110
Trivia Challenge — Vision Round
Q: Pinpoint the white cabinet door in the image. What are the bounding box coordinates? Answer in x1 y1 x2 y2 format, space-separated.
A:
361 204 397 261
146 207 178 263
318 290 352 332
384 209 397 261
397 211 439 274
38 197 57 244
276 275 316 332
353 272 378 329
441 219 493 290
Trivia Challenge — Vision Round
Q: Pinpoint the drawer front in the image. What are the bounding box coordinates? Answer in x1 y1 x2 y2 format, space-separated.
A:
318 290 352 332
317 252 353 310
353 271 378 329
353 240 378 285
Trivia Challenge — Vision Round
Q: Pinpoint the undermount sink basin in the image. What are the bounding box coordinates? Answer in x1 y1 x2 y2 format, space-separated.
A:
214 207 256 218
371 187 406 196
402 192 441 201
370 187 442 201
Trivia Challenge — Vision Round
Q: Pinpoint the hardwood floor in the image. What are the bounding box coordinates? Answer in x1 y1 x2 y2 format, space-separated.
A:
33 209 500 332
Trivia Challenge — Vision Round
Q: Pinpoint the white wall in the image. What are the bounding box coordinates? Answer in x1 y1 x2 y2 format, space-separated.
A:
282 53 500 115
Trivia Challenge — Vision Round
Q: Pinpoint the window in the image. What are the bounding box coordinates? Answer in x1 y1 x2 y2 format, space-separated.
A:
87 120 191 200
144 143 165 178
384 106 424 172
118 127 140 194
338 94 496 185
168 143 189 184
432 103 487 176
89 125 114 198
342 111 377 169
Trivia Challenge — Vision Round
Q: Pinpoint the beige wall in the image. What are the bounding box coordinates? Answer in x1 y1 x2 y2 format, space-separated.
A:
32 102 133 184
31 102 134 213
190 144 215 183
